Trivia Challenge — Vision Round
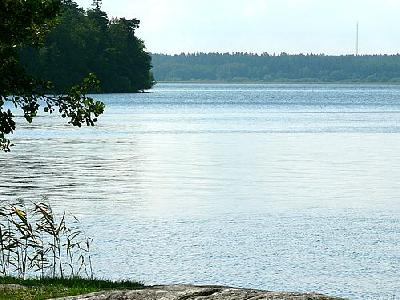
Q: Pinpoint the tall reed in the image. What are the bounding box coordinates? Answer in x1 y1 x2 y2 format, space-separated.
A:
0 198 93 279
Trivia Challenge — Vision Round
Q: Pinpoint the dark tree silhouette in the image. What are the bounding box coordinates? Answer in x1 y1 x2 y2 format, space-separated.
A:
21 1 154 93
1 0 154 151
0 0 105 151
92 0 102 9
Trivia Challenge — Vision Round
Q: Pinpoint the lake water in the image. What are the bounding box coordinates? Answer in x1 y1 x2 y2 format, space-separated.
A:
1 83 400 299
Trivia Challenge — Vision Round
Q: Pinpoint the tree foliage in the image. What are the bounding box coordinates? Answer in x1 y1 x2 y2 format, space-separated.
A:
21 0 154 93
0 0 106 152
152 52 400 83
1 0 153 152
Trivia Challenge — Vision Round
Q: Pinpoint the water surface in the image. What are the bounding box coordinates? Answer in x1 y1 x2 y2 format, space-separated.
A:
1 83 400 299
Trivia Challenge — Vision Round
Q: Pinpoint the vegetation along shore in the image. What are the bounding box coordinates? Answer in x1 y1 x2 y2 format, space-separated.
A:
152 53 400 83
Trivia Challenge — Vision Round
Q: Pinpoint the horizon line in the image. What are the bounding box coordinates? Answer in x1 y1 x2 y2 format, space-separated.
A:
150 52 400 56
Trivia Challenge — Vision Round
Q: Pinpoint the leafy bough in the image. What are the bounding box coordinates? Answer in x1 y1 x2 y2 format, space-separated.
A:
0 73 105 152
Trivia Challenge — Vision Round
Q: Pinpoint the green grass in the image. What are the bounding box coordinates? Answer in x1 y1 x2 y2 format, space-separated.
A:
0 276 144 300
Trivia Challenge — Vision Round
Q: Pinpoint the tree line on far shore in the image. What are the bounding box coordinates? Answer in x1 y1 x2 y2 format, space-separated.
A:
21 0 154 93
151 52 400 83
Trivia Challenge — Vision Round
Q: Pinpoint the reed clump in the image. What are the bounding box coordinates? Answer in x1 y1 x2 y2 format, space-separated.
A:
0 198 93 279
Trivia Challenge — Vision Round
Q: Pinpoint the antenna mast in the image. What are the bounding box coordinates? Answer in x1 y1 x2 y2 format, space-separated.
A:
356 22 359 56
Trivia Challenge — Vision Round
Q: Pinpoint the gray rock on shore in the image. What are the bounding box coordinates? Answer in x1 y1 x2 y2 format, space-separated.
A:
52 284 346 300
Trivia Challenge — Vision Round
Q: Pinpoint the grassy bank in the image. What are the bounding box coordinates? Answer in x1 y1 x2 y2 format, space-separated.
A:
0 277 144 300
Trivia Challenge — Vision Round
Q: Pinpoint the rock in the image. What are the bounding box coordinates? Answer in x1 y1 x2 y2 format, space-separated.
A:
51 284 346 300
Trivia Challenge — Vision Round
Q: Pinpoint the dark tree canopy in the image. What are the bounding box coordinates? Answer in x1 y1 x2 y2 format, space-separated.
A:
1 0 153 152
0 0 105 152
92 0 102 9
152 52 400 83
21 1 154 93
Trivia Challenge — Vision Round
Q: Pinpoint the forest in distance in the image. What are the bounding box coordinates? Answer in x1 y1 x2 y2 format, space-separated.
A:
18 0 400 91
152 53 400 84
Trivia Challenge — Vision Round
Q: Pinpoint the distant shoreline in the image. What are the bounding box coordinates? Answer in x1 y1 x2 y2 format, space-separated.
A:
155 80 400 85
152 53 400 85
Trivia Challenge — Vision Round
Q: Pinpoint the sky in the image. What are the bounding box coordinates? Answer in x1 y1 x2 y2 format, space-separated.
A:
75 0 400 55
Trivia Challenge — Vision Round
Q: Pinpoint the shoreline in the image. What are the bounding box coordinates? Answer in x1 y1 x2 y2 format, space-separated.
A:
155 80 400 85
51 284 346 300
0 280 346 300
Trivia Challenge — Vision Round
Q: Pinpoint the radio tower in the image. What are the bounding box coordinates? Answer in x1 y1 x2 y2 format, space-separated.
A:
355 22 359 56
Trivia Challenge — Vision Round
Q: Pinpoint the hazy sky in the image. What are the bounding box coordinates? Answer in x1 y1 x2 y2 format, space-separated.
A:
75 0 400 55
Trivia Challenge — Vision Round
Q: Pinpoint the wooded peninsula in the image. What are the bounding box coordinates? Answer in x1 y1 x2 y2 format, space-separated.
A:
20 0 154 93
